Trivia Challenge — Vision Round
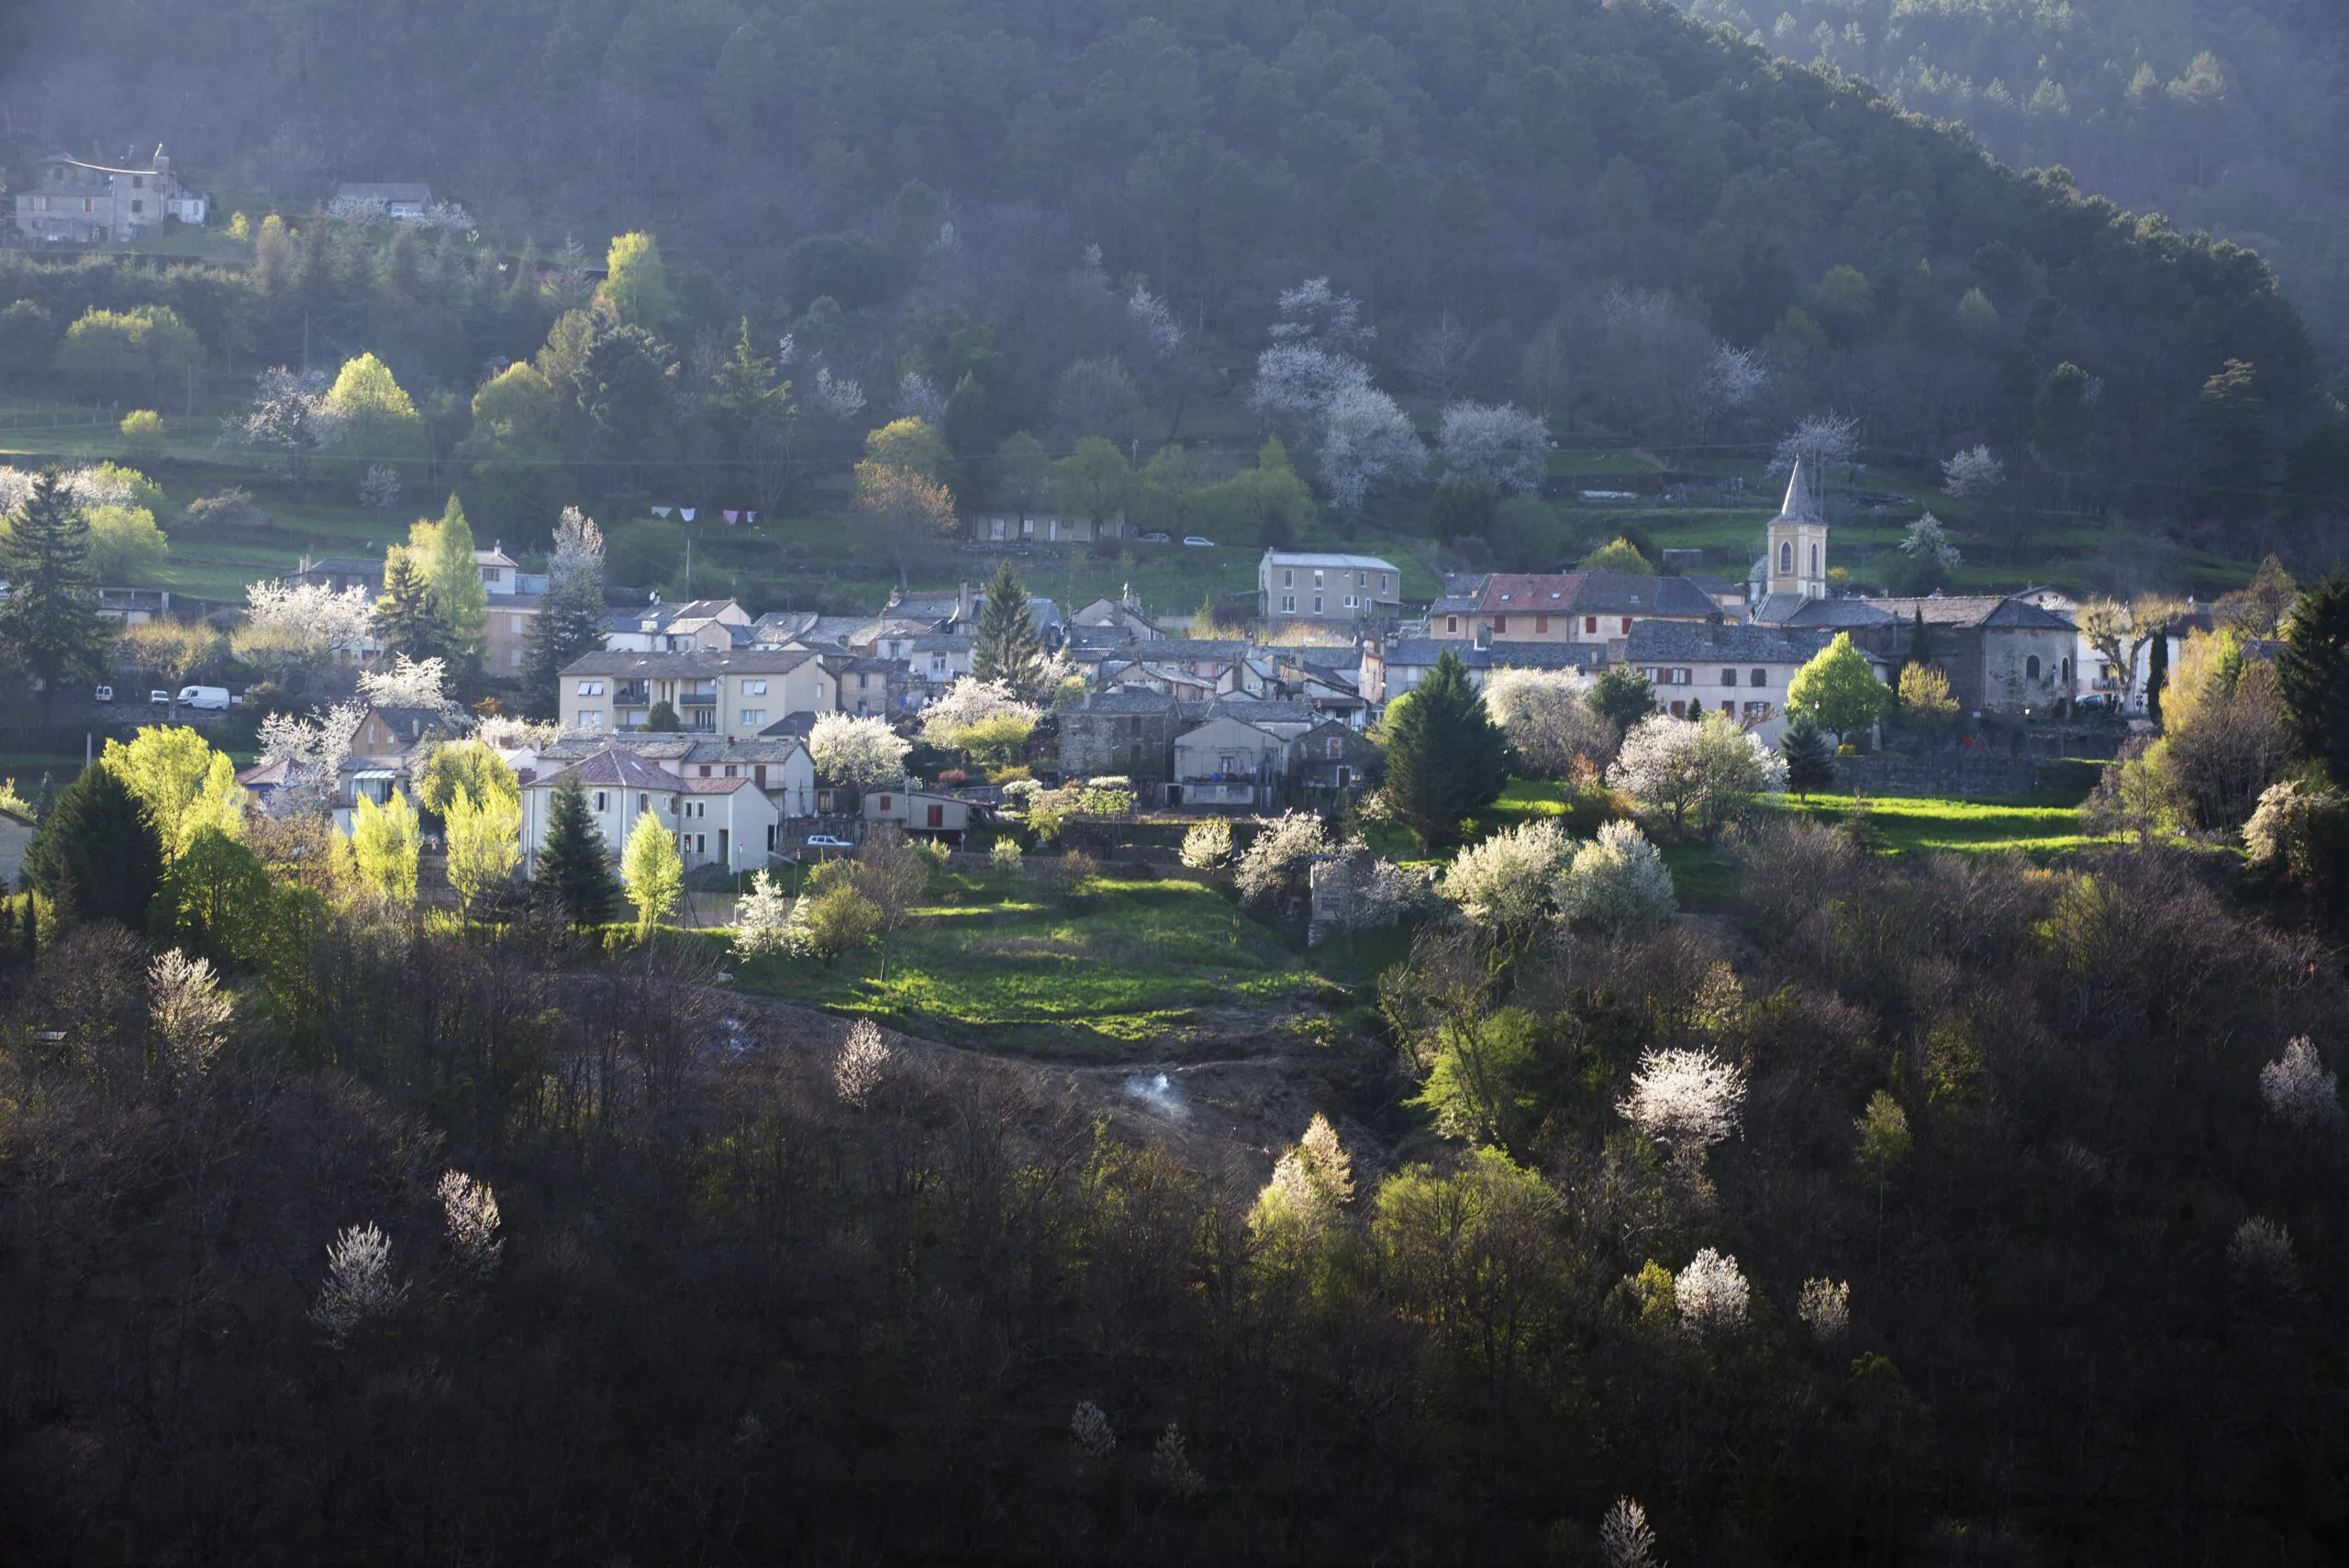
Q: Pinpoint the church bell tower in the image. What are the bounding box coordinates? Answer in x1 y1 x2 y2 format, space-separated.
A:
1765 455 1830 601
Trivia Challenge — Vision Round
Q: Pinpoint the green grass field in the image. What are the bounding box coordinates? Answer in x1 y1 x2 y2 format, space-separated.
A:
720 873 1340 1053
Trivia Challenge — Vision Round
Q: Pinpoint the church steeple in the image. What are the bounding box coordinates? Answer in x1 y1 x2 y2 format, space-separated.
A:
1765 456 1829 600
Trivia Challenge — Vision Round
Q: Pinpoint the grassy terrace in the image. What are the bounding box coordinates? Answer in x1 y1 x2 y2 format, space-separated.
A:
718 872 1344 1054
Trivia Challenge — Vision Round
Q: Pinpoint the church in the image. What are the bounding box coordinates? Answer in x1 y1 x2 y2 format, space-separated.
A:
1747 459 2079 717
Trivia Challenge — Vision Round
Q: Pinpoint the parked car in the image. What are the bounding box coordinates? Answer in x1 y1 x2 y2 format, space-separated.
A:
148 690 171 706
803 834 854 851
1137 530 1172 543
1181 535 1215 547
94 684 114 703
177 685 231 711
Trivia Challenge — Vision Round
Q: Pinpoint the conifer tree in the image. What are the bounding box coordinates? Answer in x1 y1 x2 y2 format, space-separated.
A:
2278 573 2349 783
970 560 1044 698
1382 650 1509 850
374 548 451 662
420 495 489 666
1909 607 1930 670
525 507 608 717
21 763 163 927
534 775 621 928
1780 716 1836 801
0 471 114 716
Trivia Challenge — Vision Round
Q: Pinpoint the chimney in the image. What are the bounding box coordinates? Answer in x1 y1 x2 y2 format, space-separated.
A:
958 580 974 621
1474 624 1493 651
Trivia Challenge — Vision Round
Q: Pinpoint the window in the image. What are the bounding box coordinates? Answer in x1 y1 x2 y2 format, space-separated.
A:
1669 700 1687 717
576 680 605 696
724 764 739 777
817 683 826 701
1313 570 1324 587
1721 700 1736 715
1283 569 1293 588
878 795 892 811
1445 616 1459 633
1493 616 1507 632
740 709 765 727
132 175 144 188
1743 701 1767 717
743 680 767 695
1810 543 1820 574
1779 542 1793 573
1751 669 1767 687
2026 655 2042 680
1620 617 1632 635
582 711 605 728
594 792 608 812
1343 595 1356 609
1282 595 1297 614
130 199 143 214
699 765 713 777
1312 596 1323 613
1720 668 1738 686
510 650 524 668
1382 573 1391 594
638 793 648 812
1584 617 1598 634
510 614 525 632
1325 737 1343 758
1534 616 1548 633
1219 753 1238 774
1669 668 1692 685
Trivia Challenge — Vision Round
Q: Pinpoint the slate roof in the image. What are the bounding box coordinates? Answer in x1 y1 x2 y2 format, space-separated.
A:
1475 571 1717 617
1624 621 1847 665
1200 697 1317 728
1772 594 2075 632
1375 639 1608 674
760 712 820 738
910 633 973 653
1263 550 1402 575
525 748 681 792
1069 688 1183 716
1754 593 1887 628
561 648 819 678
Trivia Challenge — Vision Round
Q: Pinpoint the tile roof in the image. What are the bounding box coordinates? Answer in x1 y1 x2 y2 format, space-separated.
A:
1623 621 1848 664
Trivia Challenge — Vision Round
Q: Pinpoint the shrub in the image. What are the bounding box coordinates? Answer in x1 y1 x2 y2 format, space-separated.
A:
1675 1248 1750 1337
120 409 166 464
1554 818 1675 932
1027 848 1097 908
1179 817 1233 871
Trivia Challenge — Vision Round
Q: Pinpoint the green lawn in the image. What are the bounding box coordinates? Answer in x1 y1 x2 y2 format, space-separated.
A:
721 873 1341 1053
1767 791 2099 856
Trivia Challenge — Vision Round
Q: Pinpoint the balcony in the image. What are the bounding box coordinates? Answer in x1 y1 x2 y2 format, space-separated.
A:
616 682 651 706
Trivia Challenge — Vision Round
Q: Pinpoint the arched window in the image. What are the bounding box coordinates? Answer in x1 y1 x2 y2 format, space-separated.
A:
1779 541 1792 573
1809 543 1820 574
2062 656 2072 684
2026 655 2042 681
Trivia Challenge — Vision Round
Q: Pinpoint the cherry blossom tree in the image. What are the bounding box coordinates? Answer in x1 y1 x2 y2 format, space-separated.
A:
1439 401 1553 494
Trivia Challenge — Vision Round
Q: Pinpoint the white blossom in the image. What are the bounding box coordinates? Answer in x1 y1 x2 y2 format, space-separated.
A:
1555 819 1676 933
808 711 912 790
1127 282 1184 360
1601 1496 1662 1568
307 1222 408 1345
359 464 401 509
1798 1277 1851 1346
833 1018 892 1109
1439 819 1574 934
358 653 459 717
918 679 1040 751
474 713 560 752
1247 343 1372 423
1675 1247 1750 1337
1484 667 1609 778
1768 411 1860 475
258 701 366 806
1151 1423 1206 1497
1318 382 1426 513
1941 444 2006 495
550 505 604 586
2229 1216 2298 1294
1609 712 1786 838
223 367 342 484
1704 343 1769 409
1179 817 1232 871
1311 850 1427 938
809 366 867 420
1268 275 1374 354
1232 810 1329 910
243 579 376 666
2259 1037 2344 1132
149 949 233 1078
989 836 1024 874
1439 401 1553 494
1898 512 1961 570
731 869 796 960
894 371 949 426
436 1170 504 1281
1069 1401 1116 1473
1618 1047 1746 1150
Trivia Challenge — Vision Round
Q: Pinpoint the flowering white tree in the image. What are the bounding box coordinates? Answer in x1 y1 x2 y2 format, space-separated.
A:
2259 1037 2344 1132
1268 275 1375 354
1439 402 1552 493
919 678 1041 757
224 366 342 488
808 711 912 790
1233 810 1330 913
1179 816 1233 871
809 367 868 420
1609 712 1787 840
1768 411 1861 476
436 1170 504 1281
1439 819 1574 936
1069 1401 1116 1473
1127 282 1184 360
475 713 560 752
1484 667 1611 777
731 869 795 960
240 579 375 678
1555 819 1676 933
1319 383 1426 513
1675 1248 1751 1337
1704 343 1769 411
258 701 366 807
2229 1216 2298 1294
1247 343 1372 423
1600 1497 1661 1568
150 949 233 1078
1941 443 2006 496
1798 1277 1851 1346
1898 512 1962 571
1310 851 1426 940
1618 1046 1746 1151
1152 1424 1206 1496
358 653 459 717
894 371 949 426
833 1017 892 1108
307 1222 408 1345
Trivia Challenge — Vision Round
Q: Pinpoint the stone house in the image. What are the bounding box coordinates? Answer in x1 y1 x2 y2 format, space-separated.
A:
1259 550 1403 629
1060 687 1182 788
16 147 206 243
1761 594 2076 717
1292 718 1382 795
1623 620 1874 741
1172 713 1292 810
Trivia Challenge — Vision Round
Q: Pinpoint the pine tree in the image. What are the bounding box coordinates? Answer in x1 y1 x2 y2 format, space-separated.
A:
422 495 489 666
0 471 114 716
525 508 609 718
32 773 54 826
2145 626 2169 727
1780 717 1836 801
374 548 451 662
2278 573 2349 784
1909 607 1930 670
1382 650 1510 850
533 775 621 929
21 763 163 928
970 560 1044 697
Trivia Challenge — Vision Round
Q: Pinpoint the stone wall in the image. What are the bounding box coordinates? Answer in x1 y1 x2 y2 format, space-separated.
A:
1832 753 2101 800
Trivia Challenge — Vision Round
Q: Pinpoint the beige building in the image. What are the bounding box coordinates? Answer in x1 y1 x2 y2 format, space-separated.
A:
520 746 784 876
1259 551 1402 628
15 147 207 243
560 648 840 737
1461 572 1722 643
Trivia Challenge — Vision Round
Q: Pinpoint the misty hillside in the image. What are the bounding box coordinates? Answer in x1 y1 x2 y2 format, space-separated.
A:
0 0 2330 548
1674 0 2349 366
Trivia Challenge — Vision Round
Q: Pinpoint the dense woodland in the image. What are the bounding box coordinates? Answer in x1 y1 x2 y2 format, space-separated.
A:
2 0 2343 569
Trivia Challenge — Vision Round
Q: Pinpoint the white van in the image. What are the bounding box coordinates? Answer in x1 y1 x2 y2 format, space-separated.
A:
177 685 231 711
